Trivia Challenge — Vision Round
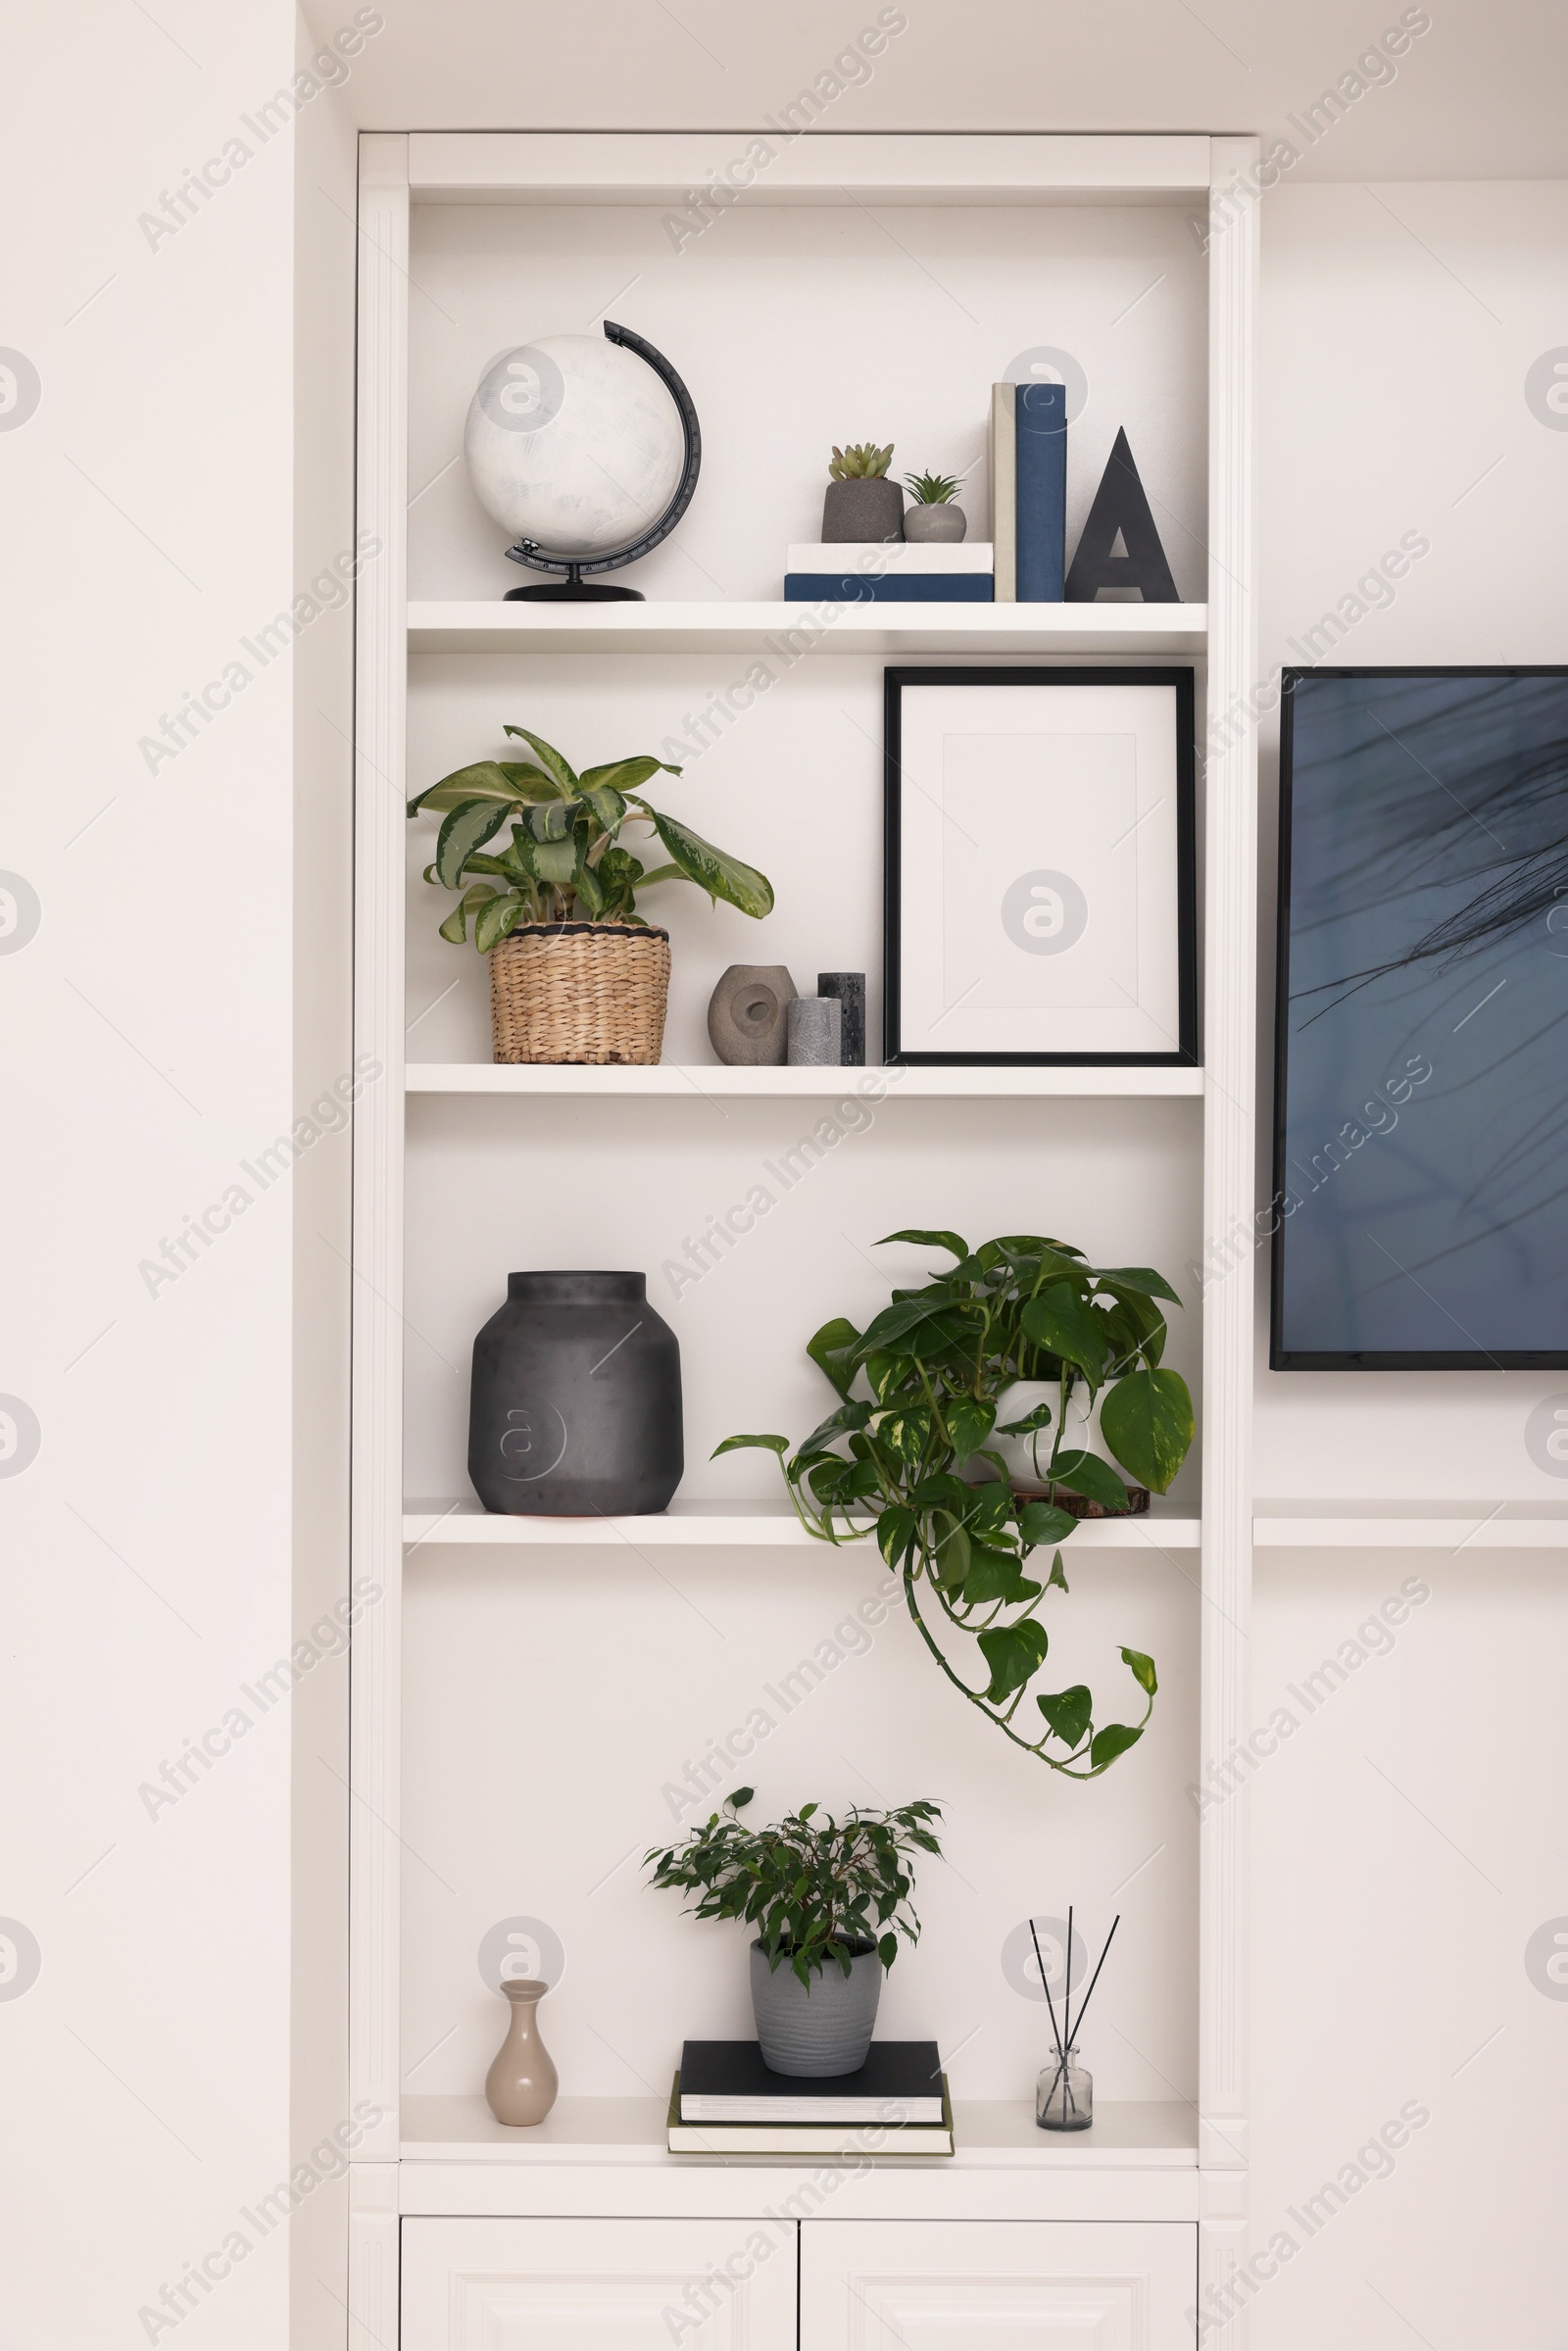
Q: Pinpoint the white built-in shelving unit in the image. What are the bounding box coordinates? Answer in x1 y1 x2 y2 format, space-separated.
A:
352 126 1264 2351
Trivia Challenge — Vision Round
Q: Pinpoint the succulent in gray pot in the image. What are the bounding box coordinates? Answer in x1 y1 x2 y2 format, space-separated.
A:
645 1790 943 2077
903 468 967 543
821 442 903 544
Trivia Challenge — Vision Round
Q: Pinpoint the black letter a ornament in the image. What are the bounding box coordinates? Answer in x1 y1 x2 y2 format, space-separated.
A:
1064 427 1179 603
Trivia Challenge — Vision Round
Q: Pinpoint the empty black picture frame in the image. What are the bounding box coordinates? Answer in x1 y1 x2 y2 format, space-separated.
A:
1272 664 1568 1370
883 666 1198 1066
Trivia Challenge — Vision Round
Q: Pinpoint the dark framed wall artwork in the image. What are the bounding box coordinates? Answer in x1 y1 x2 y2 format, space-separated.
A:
1272 665 1568 1369
883 667 1198 1065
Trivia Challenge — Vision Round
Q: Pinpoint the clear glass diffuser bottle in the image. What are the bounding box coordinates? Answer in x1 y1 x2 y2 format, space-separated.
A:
1036 2044 1093 2131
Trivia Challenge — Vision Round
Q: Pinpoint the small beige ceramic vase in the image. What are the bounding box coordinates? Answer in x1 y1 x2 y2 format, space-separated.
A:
484 1977 559 2126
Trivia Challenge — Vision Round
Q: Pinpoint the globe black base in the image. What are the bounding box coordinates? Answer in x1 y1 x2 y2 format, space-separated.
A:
503 581 646 602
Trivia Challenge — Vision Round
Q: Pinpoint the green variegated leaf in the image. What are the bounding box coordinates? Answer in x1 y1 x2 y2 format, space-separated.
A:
946 1396 996 1463
795 1399 872 1459
1020 1285 1108 1388
976 1617 1050 1702
1121 1646 1158 1697
930 1513 970 1595
1037 1685 1093 1748
580 756 681 793
711 1433 789 1457
523 798 576 844
572 856 607 917
878 1228 970 1260
807 1317 861 1399
960 1547 1041 1608
437 882 497 945
1089 1722 1144 1771
502 726 580 792
531 835 578 888
1017 1500 1077 1548
577 783 627 835
1049 1449 1131 1512
1099 1368 1195 1494
876 1505 918 1569
473 892 525 953
644 808 774 917
1097 1266 1182 1305
435 796 512 889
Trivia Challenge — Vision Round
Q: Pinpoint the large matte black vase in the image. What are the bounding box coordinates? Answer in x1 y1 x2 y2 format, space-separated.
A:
467 1271 683 1516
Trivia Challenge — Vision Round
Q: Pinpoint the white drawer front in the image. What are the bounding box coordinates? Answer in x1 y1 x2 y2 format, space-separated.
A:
402 2216 799 2351
802 2220 1197 2351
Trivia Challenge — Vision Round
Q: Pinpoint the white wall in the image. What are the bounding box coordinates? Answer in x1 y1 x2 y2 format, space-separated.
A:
0 8 356 2349
1244 179 1568 2349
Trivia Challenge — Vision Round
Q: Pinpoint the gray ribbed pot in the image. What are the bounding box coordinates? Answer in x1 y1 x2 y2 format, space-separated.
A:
749 1940 883 2077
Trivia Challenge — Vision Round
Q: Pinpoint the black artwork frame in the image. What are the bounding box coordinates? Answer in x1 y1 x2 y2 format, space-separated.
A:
1271 663 1568 1372
883 665 1199 1067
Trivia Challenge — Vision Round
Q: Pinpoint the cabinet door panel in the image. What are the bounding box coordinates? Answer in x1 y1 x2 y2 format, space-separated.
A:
802 2220 1195 2351
402 2217 798 2351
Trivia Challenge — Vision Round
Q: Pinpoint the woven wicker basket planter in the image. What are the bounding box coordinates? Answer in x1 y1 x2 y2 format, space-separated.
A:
489 922 671 1065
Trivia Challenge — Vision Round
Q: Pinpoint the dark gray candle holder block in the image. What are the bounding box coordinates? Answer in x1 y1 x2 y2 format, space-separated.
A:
817 972 865 1065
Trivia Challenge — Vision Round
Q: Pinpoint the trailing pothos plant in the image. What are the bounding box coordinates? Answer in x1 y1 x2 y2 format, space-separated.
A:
408 725 773 951
644 1790 943 1986
716 1232 1195 1780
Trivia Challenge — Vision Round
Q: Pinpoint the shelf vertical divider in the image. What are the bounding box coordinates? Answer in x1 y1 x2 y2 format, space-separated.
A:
1199 129 1259 2242
350 130 411 2180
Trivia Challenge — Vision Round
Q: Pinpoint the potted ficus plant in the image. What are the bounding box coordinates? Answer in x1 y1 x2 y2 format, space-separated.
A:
902 468 966 544
645 1790 943 2077
821 442 901 544
408 726 773 1065
716 1231 1195 1779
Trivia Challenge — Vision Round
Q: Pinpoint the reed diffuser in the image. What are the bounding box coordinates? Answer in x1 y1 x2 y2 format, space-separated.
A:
1032 1906 1119 2131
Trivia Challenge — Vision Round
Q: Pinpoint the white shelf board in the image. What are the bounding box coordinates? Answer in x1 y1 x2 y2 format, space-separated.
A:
405 1061 1205 1101
406 1499 1568 1552
404 1499 1201 1551
407 600 1207 658
409 131 1213 204
1255 1500 1568 1550
401 2095 1198 2170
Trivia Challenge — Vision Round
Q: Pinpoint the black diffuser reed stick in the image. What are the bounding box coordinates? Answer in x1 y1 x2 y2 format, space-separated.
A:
1069 1912 1121 2045
1029 1917 1067 2069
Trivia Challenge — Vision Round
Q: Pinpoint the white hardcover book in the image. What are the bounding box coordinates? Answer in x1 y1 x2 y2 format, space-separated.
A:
787 542 994 574
990 383 1016 602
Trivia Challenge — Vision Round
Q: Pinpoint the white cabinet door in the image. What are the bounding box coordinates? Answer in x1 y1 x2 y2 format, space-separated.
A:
802 2221 1196 2351
402 2217 798 2351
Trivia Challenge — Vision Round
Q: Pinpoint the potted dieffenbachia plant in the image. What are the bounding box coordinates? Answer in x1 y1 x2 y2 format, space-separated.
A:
716 1232 1194 1780
408 725 772 1065
645 1791 942 2077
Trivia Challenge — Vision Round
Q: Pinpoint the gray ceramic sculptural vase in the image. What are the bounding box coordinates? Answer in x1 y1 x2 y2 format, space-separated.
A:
468 1270 683 1515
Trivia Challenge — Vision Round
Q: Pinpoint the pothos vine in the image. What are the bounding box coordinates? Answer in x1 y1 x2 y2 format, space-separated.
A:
716 1231 1195 1779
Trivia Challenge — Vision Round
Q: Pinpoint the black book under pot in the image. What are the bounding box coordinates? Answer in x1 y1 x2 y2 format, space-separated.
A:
467 1271 683 1515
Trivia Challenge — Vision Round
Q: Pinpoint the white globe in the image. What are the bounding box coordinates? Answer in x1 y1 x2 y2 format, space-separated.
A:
464 334 687 561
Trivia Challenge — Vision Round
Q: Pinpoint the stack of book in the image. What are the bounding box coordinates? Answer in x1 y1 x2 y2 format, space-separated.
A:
667 2039 954 2155
989 378 1067 602
783 543 994 603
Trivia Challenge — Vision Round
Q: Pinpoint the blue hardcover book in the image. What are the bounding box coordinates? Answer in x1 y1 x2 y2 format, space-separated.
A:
784 574 994 603
1014 380 1067 602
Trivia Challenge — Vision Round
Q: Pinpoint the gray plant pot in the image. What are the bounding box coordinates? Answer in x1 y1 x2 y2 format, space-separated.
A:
903 503 966 543
750 1939 883 2077
821 477 904 545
